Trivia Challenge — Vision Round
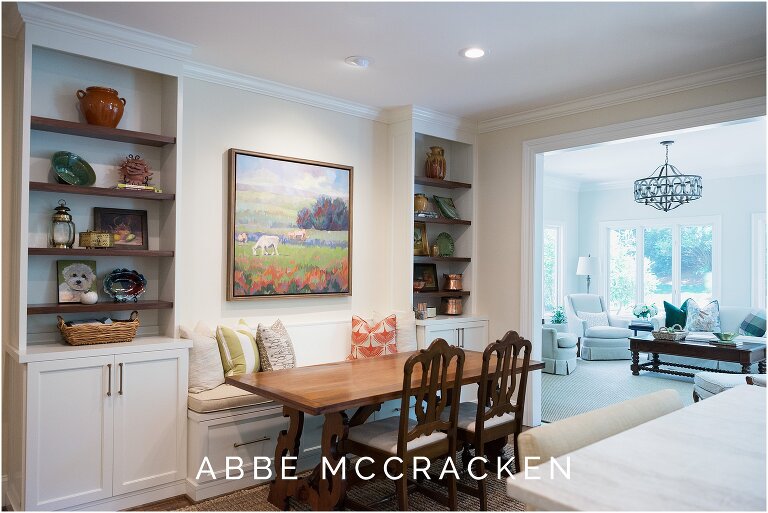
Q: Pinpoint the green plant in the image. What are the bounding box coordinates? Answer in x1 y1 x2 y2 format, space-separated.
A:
550 306 567 324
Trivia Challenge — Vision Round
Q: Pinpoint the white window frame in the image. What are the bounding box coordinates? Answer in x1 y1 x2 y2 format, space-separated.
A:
542 223 564 314
752 213 766 309
599 215 721 311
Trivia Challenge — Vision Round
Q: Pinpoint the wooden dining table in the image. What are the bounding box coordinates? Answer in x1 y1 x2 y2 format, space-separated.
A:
227 350 543 511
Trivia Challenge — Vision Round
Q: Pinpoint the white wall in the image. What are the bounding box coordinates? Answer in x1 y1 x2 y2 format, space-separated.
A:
178 78 391 365
578 173 766 307
542 178 580 302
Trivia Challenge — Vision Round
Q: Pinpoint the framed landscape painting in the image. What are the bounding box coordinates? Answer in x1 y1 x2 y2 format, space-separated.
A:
227 149 353 300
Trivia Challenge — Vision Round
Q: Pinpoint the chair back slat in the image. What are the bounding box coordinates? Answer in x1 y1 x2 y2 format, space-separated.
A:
478 331 532 425
400 338 465 453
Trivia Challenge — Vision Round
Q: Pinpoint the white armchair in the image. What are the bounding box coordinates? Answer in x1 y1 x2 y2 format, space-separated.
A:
565 294 632 361
542 325 578 375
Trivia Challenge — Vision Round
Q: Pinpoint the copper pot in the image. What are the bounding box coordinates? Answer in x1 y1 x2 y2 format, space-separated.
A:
76 86 126 128
441 297 463 315
443 273 463 291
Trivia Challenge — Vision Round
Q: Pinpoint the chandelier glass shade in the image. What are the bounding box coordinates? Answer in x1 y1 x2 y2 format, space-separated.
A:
634 141 702 212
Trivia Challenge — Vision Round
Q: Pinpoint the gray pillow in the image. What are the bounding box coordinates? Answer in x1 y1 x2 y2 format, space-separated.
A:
256 319 296 371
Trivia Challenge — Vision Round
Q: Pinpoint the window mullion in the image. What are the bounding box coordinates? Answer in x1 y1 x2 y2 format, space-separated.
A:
636 227 644 306
672 224 681 305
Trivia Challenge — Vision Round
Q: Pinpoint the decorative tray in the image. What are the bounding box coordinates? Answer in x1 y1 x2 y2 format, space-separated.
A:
104 268 147 302
434 232 455 257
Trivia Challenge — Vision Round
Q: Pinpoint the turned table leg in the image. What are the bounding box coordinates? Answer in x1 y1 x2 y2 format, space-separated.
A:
268 406 304 510
759 360 766 374
631 350 640 376
652 353 660 372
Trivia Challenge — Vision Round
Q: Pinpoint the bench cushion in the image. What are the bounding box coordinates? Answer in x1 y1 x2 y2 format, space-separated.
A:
188 384 272 413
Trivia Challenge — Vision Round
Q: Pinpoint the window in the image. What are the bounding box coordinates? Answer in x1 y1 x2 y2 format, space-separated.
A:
542 225 563 313
602 217 720 315
753 213 766 309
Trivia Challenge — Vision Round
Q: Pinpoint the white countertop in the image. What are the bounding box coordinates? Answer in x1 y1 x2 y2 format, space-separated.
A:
7 336 192 363
507 385 766 510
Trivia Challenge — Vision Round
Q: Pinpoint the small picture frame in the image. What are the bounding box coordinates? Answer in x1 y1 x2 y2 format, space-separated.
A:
93 208 148 250
414 263 439 292
57 259 97 303
414 222 429 256
433 195 459 219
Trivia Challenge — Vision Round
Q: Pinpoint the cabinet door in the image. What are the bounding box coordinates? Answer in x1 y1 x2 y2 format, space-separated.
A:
460 322 489 352
425 326 459 347
113 349 188 495
26 356 114 510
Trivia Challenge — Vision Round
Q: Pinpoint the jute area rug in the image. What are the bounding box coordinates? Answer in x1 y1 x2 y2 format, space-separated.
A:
178 448 525 511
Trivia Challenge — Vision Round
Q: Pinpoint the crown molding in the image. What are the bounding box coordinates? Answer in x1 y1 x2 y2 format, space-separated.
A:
17 2 194 61
184 61 387 122
479 59 766 133
2 4 23 39
383 106 477 132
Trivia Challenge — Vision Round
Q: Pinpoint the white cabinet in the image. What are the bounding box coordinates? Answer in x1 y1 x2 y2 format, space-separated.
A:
24 348 188 511
26 356 115 510
416 318 489 351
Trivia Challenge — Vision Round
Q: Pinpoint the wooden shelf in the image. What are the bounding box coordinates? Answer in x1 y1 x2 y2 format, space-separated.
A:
414 177 471 189
31 116 176 147
415 217 471 226
412 290 470 298
29 248 174 257
413 256 471 263
28 300 174 315
29 182 175 200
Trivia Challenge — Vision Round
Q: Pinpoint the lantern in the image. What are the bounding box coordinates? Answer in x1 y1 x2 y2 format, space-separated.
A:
49 199 75 248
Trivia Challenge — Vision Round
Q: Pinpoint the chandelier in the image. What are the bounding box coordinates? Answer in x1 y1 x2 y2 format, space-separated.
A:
634 141 702 212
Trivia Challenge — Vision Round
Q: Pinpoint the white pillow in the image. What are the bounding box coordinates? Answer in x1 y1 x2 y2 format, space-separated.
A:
179 325 225 393
685 299 721 332
578 311 609 329
179 320 214 339
373 310 418 352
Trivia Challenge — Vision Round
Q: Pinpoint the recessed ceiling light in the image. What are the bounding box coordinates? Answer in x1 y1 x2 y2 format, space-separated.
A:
344 56 372 68
460 47 486 59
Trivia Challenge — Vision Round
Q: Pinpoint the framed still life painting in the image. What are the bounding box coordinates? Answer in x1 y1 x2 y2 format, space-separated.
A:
227 149 353 300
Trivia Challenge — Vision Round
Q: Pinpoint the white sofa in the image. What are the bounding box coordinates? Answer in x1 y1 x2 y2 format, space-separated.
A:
565 294 632 360
650 305 766 373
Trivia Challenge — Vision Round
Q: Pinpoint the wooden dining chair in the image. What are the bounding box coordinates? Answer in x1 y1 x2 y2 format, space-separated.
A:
452 330 532 511
342 338 465 511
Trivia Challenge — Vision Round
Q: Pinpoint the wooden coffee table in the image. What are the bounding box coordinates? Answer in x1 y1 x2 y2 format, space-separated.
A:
629 336 767 377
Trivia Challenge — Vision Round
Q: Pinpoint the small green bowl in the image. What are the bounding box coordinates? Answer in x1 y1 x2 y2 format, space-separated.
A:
51 151 96 186
714 332 737 341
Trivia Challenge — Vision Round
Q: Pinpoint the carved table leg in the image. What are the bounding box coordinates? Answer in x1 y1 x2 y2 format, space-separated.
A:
742 363 752 374
759 360 766 374
631 350 640 376
268 406 304 510
652 353 660 372
296 411 349 511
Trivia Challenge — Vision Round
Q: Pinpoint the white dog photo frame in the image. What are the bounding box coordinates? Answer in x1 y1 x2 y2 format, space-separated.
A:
57 259 97 303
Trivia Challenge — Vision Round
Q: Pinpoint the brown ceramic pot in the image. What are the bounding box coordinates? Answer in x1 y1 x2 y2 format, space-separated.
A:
76 86 126 128
425 146 446 179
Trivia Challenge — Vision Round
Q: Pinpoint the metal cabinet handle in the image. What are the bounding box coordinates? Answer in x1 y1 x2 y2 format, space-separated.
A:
107 364 112 397
118 362 124 395
234 436 270 448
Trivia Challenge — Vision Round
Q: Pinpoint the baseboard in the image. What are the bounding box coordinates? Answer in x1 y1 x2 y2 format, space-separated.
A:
185 475 271 502
70 480 187 511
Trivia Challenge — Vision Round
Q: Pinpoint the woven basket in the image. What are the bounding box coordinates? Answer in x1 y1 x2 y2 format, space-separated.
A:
57 311 139 346
651 323 688 342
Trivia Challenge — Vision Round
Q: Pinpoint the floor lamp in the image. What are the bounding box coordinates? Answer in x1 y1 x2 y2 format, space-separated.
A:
577 255 600 294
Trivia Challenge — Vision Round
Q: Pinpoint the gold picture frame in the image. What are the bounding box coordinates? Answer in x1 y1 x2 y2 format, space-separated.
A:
414 221 429 256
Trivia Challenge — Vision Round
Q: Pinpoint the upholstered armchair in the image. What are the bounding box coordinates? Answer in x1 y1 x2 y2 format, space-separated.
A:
565 294 632 361
542 325 578 375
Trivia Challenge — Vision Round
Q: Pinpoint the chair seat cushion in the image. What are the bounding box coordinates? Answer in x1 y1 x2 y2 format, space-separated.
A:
446 401 515 433
585 326 632 339
347 416 447 454
693 372 749 396
557 334 578 348
188 384 272 413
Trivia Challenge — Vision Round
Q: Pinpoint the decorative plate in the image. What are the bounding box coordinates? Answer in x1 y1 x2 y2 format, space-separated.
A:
432 195 459 219
51 151 96 186
434 232 455 257
103 268 147 303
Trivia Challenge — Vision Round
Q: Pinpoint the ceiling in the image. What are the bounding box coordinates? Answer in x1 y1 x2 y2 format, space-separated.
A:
41 1 766 121
542 116 766 186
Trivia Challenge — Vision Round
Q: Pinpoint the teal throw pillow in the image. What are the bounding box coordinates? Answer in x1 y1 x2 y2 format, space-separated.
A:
663 299 690 328
739 311 767 337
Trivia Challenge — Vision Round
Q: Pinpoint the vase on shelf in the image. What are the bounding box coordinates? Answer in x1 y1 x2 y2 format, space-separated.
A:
76 86 126 128
425 146 446 180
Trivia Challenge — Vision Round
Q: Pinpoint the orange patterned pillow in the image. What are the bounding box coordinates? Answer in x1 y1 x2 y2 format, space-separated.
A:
348 314 398 360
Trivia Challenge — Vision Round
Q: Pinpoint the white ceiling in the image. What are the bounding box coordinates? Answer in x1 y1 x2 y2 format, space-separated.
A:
43 1 766 121
542 116 766 185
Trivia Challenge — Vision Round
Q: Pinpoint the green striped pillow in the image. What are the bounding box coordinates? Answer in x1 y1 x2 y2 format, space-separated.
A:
215 324 260 376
